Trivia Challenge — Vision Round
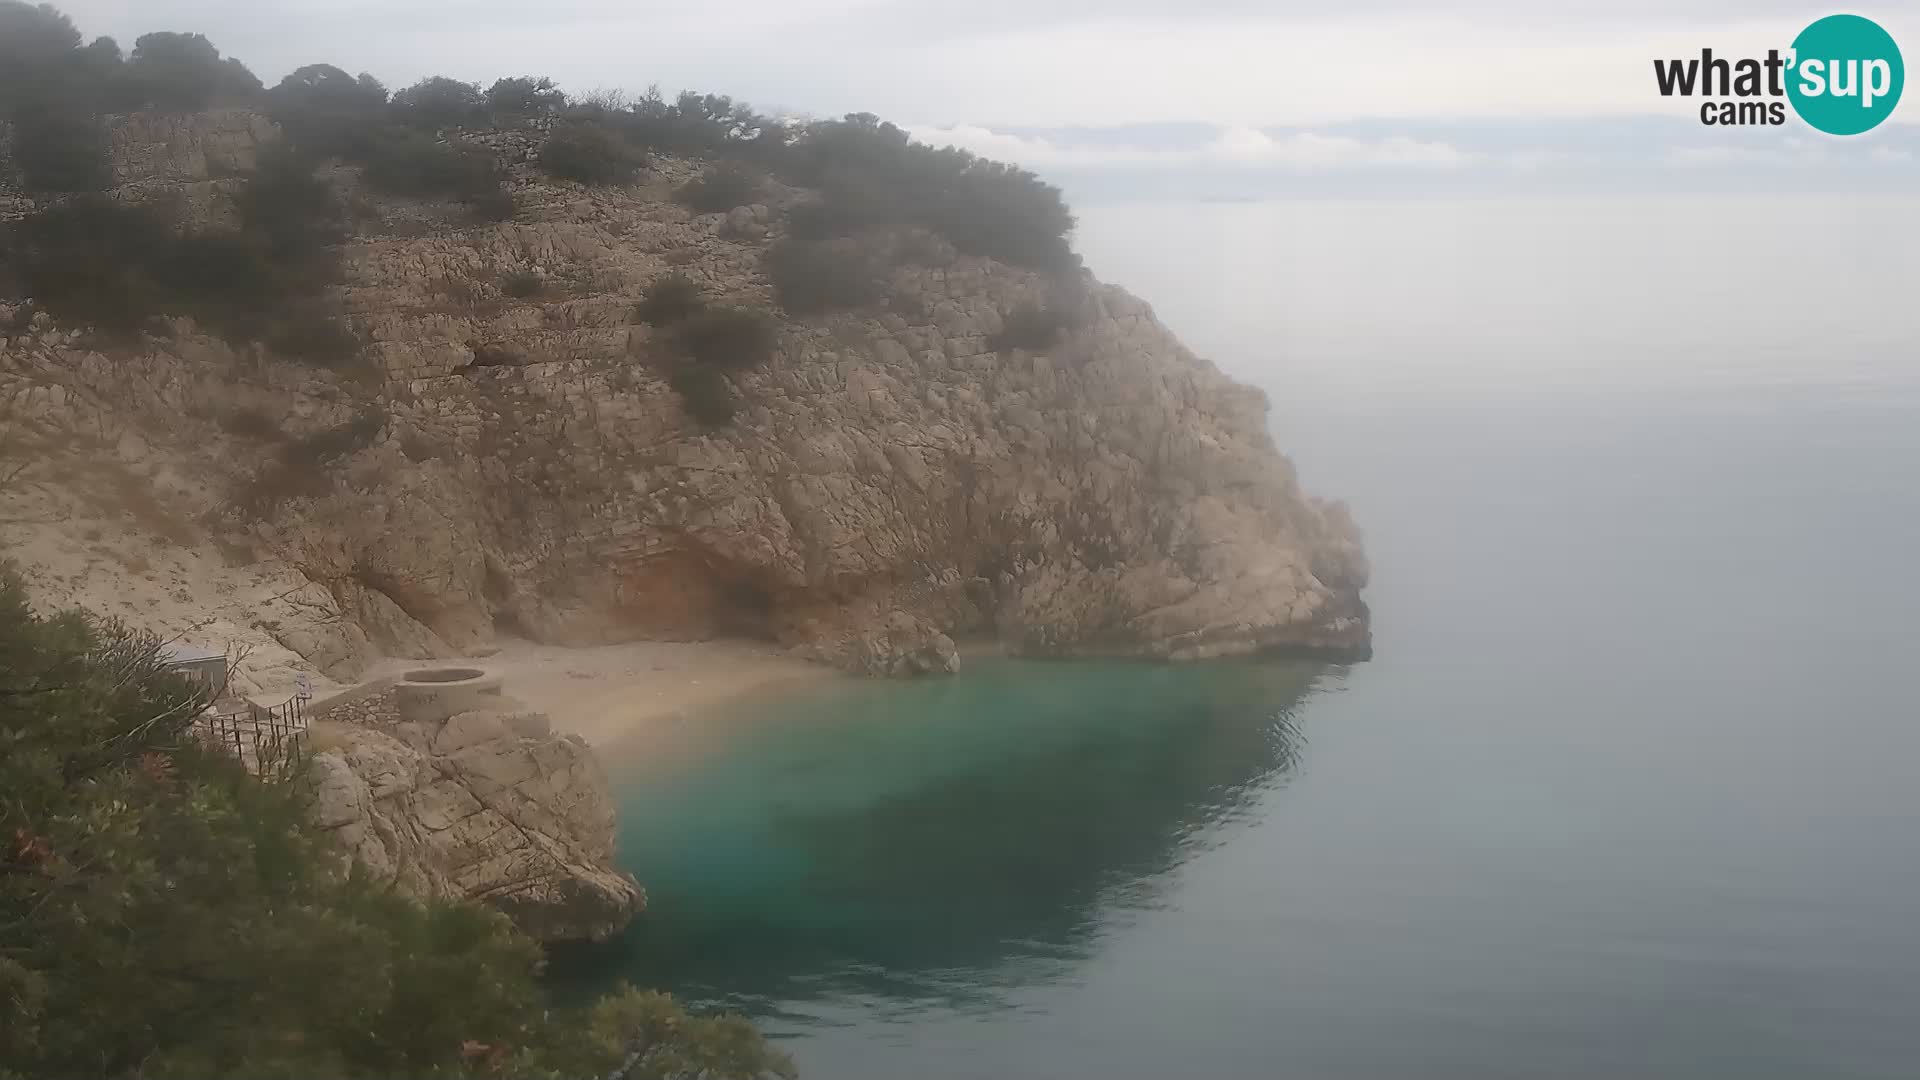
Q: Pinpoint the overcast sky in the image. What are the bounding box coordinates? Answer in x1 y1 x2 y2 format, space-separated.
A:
49 0 1920 197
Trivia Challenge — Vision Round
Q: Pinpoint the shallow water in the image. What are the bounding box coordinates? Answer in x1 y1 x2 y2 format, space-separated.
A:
558 196 1920 1078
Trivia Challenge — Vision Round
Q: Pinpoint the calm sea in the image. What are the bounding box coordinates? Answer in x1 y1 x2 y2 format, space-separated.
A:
558 196 1920 1079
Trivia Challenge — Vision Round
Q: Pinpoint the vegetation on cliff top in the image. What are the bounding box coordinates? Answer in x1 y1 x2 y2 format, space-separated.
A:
0 565 795 1079
0 0 1079 430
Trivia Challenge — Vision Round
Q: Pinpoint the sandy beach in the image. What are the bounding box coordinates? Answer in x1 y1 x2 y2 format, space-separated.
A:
362 637 840 750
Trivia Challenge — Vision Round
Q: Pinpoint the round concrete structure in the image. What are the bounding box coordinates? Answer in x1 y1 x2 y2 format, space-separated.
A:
394 667 505 725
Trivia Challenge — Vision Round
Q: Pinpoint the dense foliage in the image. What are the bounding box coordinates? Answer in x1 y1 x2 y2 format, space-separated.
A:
763 239 884 316
779 113 1078 272
674 162 761 213
630 275 770 428
988 299 1078 353
634 274 704 326
0 567 796 1079
392 76 486 130
1 0 1080 359
487 76 565 117
670 365 738 429
1 155 355 357
539 120 645 186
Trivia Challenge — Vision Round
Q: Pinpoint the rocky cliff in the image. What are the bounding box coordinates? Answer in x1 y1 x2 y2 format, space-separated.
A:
307 677 644 943
0 109 1370 686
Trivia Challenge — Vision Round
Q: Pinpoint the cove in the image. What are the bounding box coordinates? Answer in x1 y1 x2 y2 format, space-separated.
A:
548 656 1329 1017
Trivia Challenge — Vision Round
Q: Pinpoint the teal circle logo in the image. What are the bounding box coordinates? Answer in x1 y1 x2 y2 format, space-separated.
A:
1787 14 1904 135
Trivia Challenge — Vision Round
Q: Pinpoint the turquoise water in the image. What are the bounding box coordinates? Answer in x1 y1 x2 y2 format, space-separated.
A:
560 197 1920 1078
558 658 1325 1015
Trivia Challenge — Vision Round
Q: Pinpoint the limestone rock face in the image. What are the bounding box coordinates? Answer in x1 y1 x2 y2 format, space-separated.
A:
110 108 277 187
307 697 644 943
0 108 1372 682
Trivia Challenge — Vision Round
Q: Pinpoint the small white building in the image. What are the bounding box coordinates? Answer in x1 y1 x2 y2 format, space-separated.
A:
158 644 230 701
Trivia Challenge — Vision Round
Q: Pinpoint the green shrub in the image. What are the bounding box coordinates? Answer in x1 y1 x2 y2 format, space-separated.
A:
390 75 483 129
764 239 882 316
3 191 356 352
780 113 1078 272
671 365 737 428
676 305 776 371
358 128 501 200
468 183 517 223
623 89 780 158
9 101 111 193
635 273 704 326
122 31 260 110
235 145 344 262
539 119 644 186
0 568 795 1078
217 406 282 441
500 270 544 298
675 162 762 213
5 196 174 335
0 2 84 106
988 300 1074 353
485 75 564 116
266 63 389 158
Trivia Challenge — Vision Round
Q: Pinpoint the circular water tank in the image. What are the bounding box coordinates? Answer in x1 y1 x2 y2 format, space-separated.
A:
394 667 504 725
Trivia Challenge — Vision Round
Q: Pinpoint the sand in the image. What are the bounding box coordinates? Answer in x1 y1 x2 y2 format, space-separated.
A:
367 638 842 749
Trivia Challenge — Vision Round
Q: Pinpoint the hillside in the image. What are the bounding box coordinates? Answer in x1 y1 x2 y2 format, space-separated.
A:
0 13 1370 696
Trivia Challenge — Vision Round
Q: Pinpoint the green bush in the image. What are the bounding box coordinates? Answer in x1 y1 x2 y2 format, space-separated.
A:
0 568 795 1078
8 101 111 193
764 239 882 316
5 196 175 335
241 408 382 511
234 145 345 262
635 273 704 326
780 114 1078 272
671 365 737 428
266 63 389 159
122 31 260 110
500 270 544 298
675 162 762 213
988 300 1074 353
623 89 781 158
540 119 644 186
469 183 517 223
2 147 345 354
486 75 565 116
0 2 84 106
359 128 501 200
676 305 776 371
0 4 115 192
216 406 282 441
391 75 484 129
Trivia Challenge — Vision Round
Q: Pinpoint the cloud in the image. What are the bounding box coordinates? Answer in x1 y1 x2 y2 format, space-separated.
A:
1211 128 1472 169
51 1 1920 129
908 123 1473 172
1664 138 1838 167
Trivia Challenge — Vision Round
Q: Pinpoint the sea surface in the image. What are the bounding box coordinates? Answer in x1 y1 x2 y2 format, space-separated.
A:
557 196 1920 1078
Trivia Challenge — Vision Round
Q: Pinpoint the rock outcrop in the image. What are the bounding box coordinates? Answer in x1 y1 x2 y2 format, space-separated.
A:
0 109 1370 685
306 675 644 942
